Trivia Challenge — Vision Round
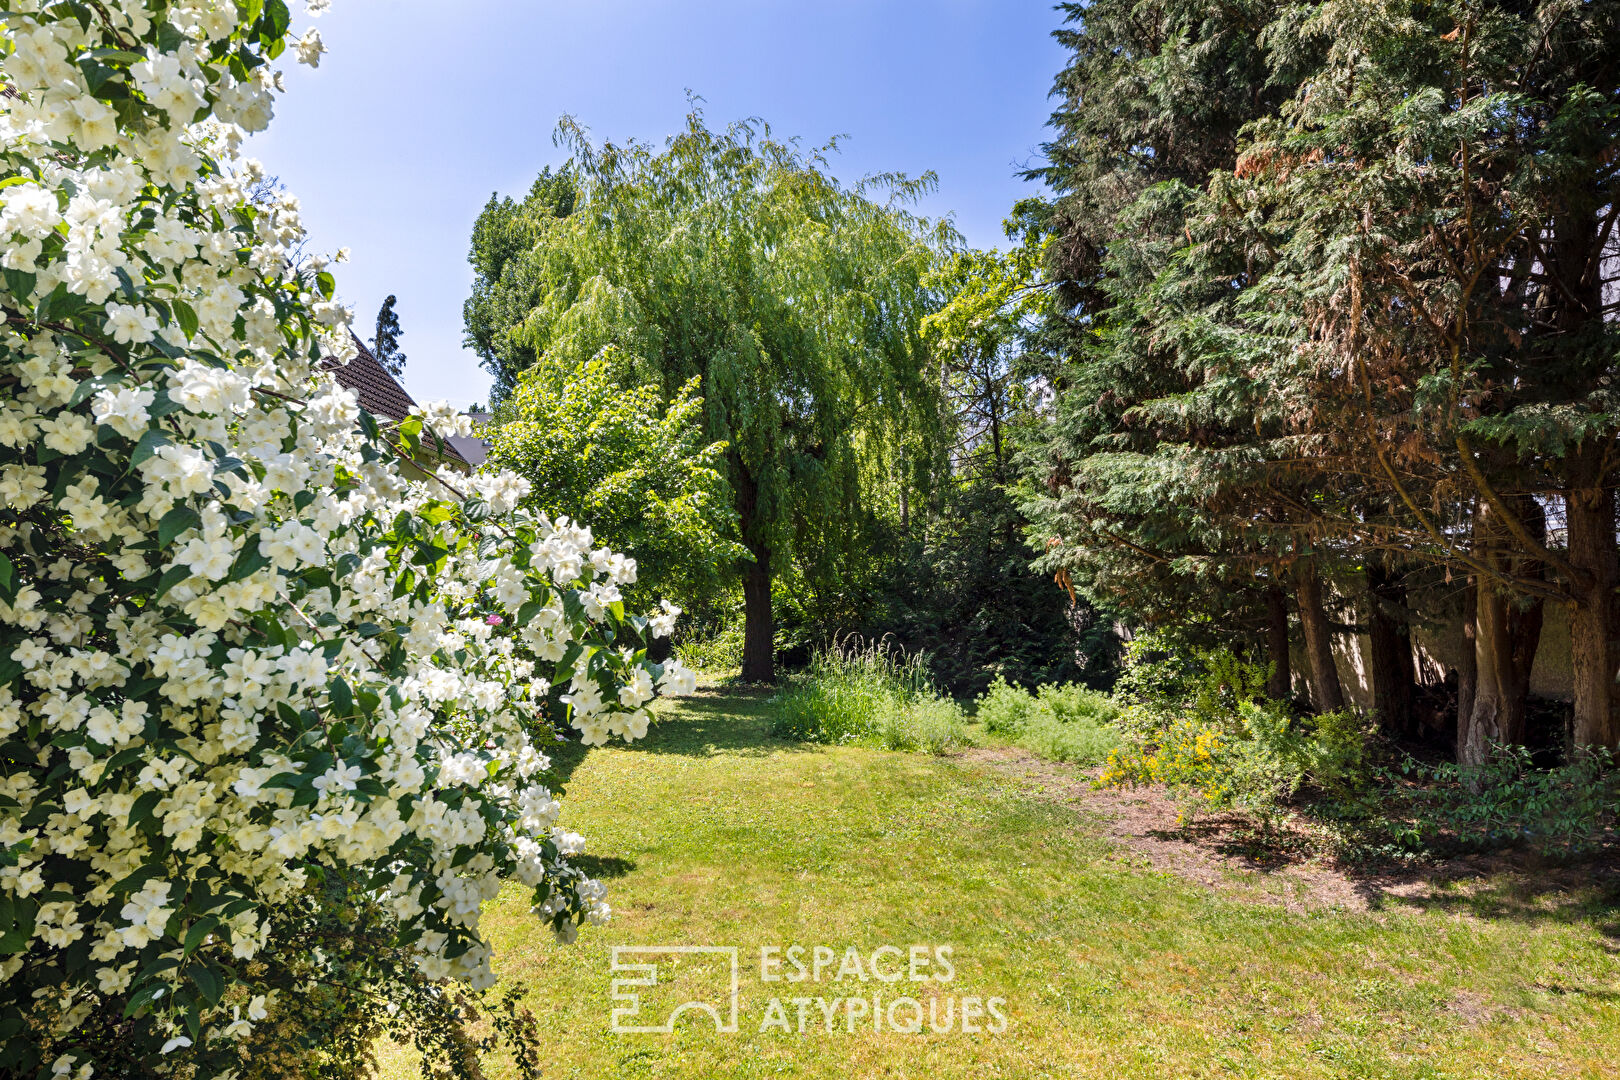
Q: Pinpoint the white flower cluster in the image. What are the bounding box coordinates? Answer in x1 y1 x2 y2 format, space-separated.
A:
0 3 694 1075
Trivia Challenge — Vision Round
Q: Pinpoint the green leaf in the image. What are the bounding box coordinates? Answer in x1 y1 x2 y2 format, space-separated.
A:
103 745 145 773
89 48 146 65
153 563 191 601
260 771 304 791
67 372 124 409
113 266 140 303
261 0 292 39
77 57 117 95
148 389 186 419
123 980 166 1018
171 298 199 340
33 282 67 322
353 777 388 800
2 268 36 301
158 506 201 547
131 428 171 465
0 553 11 594
182 916 219 957
128 791 162 828
328 676 353 716
0 925 30 955
230 539 269 581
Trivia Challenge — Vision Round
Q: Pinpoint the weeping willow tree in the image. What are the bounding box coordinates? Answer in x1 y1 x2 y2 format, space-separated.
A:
466 109 950 680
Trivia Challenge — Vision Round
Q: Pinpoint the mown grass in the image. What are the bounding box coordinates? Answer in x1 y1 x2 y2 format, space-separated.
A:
380 683 1620 1080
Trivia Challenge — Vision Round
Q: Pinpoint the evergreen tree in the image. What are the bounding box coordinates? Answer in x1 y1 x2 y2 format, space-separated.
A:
371 293 406 377
1208 0 1620 754
1024 0 1620 758
1018 0 1326 703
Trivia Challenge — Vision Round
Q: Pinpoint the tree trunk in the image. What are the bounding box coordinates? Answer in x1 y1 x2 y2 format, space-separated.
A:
1568 458 1619 750
1547 198 1616 749
1461 580 1518 767
1456 577 1477 736
1366 560 1415 736
1459 501 1545 766
733 456 775 683
740 540 774 683
1265 584 1292 702
1295 559 1345 713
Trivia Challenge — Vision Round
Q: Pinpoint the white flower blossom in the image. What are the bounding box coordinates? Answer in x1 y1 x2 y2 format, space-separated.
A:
0 6 696 1072
295 28 327 67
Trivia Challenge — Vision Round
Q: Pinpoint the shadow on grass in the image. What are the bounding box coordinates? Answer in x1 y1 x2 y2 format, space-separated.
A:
1361 862 1620 947
543 686 814 793
633 688 821 760
570 854 637 880
1153 815 1620 940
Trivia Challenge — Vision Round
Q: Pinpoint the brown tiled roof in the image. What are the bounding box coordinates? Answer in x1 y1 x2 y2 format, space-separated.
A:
323 333 469 466
329 334 417 423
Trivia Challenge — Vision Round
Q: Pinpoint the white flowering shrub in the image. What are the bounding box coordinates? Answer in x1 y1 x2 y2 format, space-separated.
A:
0 2 695 1075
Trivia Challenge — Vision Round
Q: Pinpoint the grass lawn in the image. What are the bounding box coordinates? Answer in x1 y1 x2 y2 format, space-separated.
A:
380 683 1620 1079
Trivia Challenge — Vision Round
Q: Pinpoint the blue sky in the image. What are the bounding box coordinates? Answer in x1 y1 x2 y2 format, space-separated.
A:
249 1 1068 408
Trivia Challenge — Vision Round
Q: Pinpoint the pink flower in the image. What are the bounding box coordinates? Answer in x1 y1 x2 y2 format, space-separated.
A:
485 614 503 626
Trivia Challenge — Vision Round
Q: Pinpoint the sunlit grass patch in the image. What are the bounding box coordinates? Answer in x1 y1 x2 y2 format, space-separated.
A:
380 684 1620 1080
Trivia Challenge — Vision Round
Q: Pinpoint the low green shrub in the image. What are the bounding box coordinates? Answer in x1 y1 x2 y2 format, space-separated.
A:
1103 700 1369 818
976 677 1029 736
974 677 1122 765
879 695 971 754
1329 747 1620 859
770 637 968 754
1101 639 1371 820
1018 713 1125 765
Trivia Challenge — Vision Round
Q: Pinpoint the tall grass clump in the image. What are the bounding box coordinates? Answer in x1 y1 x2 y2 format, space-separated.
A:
676 626 745 673
975 677 1122 765
771 637 969 754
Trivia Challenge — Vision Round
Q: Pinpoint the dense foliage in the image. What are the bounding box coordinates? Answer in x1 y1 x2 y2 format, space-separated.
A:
464 112 948 680
1020 0 1620 762
975 677 1121 765
1102 641 1371 821
0 3 693 1076
1099 639 1617 859
855 247 1115 696
481 358 743 616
